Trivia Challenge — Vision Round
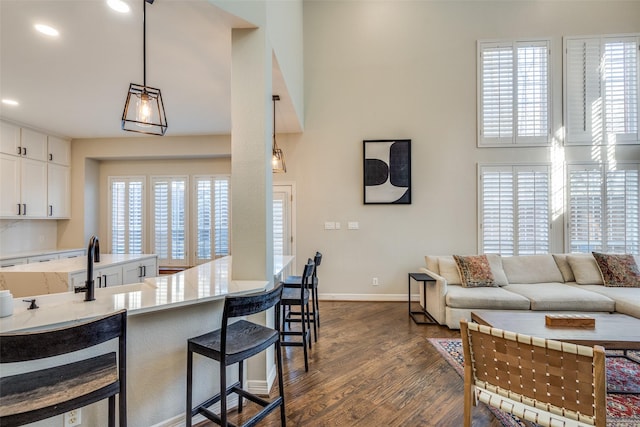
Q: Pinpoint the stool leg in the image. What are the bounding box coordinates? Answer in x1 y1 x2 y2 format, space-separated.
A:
238 361 244 413
186 350 193 427
221 363 228 427
276 340 286 426
108 395 115 427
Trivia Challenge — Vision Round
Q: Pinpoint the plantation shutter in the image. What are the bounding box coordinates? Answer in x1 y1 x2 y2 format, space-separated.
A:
605 165 640 253
109 177 144 254
193 176 230 264
565 34 640 145
213 178 230 258
480 166 515 255
568 165 604 253
480 165 550 255
479 40 550 146
152 176 188 266
195 178 212 263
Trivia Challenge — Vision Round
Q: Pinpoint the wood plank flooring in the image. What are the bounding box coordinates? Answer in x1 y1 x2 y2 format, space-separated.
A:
196 301 503 426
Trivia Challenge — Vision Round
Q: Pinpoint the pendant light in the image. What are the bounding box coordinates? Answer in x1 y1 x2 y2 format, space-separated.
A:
272 95 286 173
121 0 167 136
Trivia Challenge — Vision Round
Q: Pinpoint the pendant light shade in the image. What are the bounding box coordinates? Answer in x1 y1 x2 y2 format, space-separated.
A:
272 95 286 173
122 0 167 136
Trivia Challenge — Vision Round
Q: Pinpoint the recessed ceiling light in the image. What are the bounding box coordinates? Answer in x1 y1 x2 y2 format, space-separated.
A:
107 0 130 13
2 99 19 106
34 24 59 37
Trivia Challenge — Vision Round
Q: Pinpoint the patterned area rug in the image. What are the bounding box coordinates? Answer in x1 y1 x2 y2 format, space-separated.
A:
428 338 640 427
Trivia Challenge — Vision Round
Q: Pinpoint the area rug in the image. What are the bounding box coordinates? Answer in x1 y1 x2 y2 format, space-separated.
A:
428 338 640 427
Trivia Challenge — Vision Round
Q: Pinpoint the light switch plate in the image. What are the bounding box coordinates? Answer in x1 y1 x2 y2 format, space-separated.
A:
348 221 359 230
324 221 335 230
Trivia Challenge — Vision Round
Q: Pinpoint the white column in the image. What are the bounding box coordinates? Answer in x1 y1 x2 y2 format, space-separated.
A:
230 27 275 393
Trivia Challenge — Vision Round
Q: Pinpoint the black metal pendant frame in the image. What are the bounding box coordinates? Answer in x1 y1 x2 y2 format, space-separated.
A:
122 83 167 135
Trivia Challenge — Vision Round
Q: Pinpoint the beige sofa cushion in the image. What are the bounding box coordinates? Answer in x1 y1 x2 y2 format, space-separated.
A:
571 284 640 318
445 284 530 310
502 254 563 284
435 254 508 286
566 254 603 285
504 283 615 311
552 254 574 282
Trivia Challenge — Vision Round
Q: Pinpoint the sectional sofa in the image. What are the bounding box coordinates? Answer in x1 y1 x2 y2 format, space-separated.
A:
419 253 640 329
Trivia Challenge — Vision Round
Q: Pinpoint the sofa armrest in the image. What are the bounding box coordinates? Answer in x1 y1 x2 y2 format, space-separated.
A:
418 267 447 324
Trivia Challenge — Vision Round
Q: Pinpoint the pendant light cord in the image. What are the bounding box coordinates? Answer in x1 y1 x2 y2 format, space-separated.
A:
142 0 146 87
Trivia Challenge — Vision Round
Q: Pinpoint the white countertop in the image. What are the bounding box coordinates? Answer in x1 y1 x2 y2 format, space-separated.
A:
0 255 294 333
0 254 156 274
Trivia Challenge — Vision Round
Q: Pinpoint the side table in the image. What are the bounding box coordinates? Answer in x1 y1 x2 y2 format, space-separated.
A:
408 272 437 324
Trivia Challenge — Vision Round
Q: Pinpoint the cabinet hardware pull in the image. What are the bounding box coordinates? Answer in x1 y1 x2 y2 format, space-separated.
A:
22 147 26 156
97 276 102 288
23 204 26 215
49 205 53 216
49 153 53 161
17 146 21 155
143 265 146 276
103 274 107 287
17 204 21 215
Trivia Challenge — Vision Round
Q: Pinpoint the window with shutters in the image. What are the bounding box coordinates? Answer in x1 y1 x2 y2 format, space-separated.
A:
564 34 639 145
478 39 551 146
151 176 188 267
479 165 551 255
108 177 145 254
192 175 230 264
567 163 640 254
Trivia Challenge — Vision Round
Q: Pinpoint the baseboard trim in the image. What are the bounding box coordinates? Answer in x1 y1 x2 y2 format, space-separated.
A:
319 293 416 302
153 396 239 427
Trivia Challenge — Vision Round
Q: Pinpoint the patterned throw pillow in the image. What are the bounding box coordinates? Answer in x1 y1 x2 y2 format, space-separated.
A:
592 252 640 287
453 255 496 288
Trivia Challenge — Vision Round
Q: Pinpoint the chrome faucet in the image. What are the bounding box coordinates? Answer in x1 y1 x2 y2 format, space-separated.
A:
74 235 100 301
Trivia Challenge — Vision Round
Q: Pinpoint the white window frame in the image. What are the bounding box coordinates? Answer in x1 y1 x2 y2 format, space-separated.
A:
564 34 640 145
478 164 552 255
478 39 552 147
191 175 231 265
151 175 189 267
107 176 146 254
566 162 640 254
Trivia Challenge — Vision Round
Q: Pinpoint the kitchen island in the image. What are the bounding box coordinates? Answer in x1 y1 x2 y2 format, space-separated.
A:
0 255 293 427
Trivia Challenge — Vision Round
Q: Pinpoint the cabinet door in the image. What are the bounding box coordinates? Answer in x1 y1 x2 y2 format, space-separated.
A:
0 154 21 217
122 262 144 284
47 163 70 218
141 257 158 278
96 265 123 288
0 257 27 268
0 121 21 156
59 250 85 259
27 254 60 263
69 272 86 291
21 158 47 218
20 128 47 161
47 136 70 165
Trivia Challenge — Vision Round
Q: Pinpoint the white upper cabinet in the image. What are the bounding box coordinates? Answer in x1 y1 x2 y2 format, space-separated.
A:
19 128 48 161
48 136 70 165
0 121 21 156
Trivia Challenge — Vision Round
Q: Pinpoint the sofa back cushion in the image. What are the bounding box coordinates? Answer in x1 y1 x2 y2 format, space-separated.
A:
566 254 604 285
552 254 575 282
502 254 564 284
425 256 440 274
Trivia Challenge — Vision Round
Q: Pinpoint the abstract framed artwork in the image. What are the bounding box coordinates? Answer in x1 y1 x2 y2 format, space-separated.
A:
363 139 411 204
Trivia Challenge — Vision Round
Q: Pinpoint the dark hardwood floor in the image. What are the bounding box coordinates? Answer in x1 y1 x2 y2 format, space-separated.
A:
197 301 503 426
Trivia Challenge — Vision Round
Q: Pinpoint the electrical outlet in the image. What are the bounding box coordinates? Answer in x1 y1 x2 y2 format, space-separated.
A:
64 409 81 426
372 277 379 286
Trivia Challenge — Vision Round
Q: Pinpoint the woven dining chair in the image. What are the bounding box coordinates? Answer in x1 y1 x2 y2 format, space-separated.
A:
460 319 606 427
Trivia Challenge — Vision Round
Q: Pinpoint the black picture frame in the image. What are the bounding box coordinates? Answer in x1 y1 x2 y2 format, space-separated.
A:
363 139 411 204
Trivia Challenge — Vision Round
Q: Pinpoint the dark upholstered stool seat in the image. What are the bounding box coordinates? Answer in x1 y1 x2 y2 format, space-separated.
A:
189 320 279 366
0 310 127 427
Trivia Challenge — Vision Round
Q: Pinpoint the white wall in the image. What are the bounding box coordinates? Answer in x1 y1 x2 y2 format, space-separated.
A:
272 0 640 300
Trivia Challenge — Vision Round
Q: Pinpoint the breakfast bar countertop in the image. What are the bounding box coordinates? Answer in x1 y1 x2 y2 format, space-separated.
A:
0 255 294 333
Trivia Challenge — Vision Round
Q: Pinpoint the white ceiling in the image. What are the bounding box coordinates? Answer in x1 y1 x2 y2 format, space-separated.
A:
0 0 296 139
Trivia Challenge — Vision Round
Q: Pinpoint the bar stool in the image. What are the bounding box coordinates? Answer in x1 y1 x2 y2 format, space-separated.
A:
0 309 127 427
186 284 285 427
282 252 322 341
280 258 315 372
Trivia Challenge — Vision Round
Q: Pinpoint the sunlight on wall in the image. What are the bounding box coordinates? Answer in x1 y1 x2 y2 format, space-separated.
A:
591 97 603 162
550 127 565 222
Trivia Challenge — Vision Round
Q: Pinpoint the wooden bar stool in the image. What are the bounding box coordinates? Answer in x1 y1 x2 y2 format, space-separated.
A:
282 252 322 341
280 258 315 372
186 284 286 427
0 310 127 427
